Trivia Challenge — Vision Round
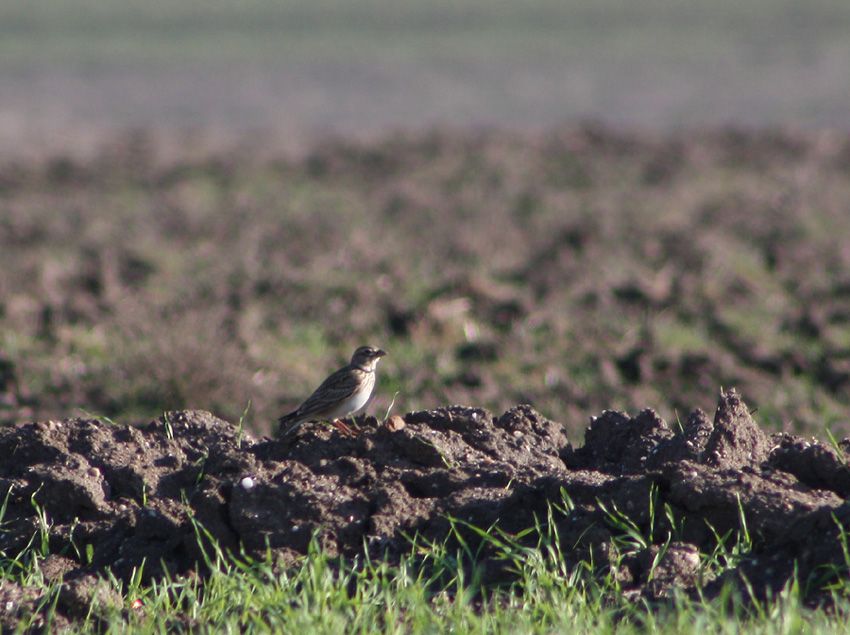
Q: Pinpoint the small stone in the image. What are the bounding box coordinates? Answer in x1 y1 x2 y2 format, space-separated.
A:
240 477 255 490
385 415 406 432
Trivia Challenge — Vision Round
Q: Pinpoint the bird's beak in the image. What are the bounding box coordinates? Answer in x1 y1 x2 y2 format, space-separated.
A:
376 349 387 357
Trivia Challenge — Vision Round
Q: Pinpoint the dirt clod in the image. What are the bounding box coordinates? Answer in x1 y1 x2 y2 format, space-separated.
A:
704 388 770 469
2 390 850 623
385 415 406 432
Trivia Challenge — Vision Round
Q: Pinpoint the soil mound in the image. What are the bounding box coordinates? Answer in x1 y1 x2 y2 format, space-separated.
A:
2 390 849 623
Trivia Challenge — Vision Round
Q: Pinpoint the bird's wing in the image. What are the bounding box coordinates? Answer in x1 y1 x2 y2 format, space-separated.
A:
291 366 363 420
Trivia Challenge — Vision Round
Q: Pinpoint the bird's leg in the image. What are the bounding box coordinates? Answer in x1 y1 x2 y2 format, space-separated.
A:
331 419 358 437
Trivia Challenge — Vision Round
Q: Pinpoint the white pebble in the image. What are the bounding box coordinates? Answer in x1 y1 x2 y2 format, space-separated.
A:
240 477 255 490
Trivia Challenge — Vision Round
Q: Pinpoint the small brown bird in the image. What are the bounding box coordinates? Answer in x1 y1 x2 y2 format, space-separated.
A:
277 345 386 437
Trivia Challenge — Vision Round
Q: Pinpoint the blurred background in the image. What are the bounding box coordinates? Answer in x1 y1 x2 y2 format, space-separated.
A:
2 0 850 436
3 0 850 151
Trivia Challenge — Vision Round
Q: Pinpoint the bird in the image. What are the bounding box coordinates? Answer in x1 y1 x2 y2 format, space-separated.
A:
277 345 387 438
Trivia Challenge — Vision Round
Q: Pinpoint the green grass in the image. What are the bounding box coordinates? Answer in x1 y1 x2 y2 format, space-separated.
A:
5 491 850 633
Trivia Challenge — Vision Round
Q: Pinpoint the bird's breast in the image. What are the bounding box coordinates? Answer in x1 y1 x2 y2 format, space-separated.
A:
345 371 375 416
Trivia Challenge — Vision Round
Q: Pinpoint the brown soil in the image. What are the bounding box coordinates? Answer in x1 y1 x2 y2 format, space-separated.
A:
2 389 849 625
5 126 850 437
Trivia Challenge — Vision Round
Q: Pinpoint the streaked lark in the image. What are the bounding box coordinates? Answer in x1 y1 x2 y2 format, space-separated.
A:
277 345 386 437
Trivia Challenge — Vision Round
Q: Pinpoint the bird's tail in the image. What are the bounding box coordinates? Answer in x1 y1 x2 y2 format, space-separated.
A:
276 412 303 438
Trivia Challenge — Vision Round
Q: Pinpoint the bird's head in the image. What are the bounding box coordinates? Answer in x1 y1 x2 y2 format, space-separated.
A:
350 345 387 371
